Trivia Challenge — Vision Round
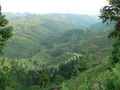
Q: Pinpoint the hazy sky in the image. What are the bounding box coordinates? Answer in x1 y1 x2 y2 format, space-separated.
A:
1 0 108 15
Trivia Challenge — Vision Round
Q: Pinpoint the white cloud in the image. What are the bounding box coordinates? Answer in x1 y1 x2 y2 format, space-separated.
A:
0 0 108 14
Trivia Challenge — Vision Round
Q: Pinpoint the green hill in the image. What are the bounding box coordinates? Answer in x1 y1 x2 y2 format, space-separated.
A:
2 13 114 68
2 13 100 59
0 13 118 90
88 21 114 31
39 29 113 64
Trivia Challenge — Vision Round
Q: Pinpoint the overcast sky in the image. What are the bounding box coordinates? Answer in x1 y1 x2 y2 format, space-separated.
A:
1 0 108 15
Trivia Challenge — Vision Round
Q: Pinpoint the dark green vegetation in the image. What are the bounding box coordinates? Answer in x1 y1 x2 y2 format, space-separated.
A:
0 6 13 90
1 1 120 89
0 6 13 55
100 0 120 66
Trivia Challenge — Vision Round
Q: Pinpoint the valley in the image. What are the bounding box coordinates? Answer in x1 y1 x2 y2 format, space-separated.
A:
0 13 116 90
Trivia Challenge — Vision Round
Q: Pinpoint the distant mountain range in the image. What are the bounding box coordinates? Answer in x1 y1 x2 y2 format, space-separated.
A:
2 13 113 59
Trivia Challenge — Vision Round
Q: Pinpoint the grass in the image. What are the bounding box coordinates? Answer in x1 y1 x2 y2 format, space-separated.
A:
64 60 111 90
74 52 82 57
30 47 52 65
102 56 111 60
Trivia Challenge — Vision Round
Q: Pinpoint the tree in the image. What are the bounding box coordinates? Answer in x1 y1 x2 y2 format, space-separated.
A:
100 0 120 24
0 5 13 90
54 75 65 85
0 5 13 55
99 0 120 66
0 71 10 90
99 0 120 38
39 69 50 87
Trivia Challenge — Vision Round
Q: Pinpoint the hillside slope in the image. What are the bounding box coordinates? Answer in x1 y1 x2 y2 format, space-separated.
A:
39 29 113 64
88 21 114 31
2 14 99 59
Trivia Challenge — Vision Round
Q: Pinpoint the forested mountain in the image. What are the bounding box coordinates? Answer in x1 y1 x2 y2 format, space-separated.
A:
2 0 120 89
2 13 100 58
1 13 117 90
40 29 113 63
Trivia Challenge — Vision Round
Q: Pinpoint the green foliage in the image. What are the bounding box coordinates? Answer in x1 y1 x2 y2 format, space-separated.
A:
99 0 120 38
77 49 94 72
39 69 50 87
100 0 120 66
108 30 120 39
30 85 38 90
99 0 120 23
77 59 88 72
104 63 120 90
0 71 10 90
72 68 80 77
0 6 13 90
58 60 76 79
54 75 65 85
110 38 120 66
0 49 114 90
0 6 13 55
61 82 68 90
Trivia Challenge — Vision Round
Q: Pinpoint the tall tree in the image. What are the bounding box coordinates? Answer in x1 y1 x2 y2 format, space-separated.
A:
0 5 13 90
0 5 13 55
39 69 50 87
99 0 120 66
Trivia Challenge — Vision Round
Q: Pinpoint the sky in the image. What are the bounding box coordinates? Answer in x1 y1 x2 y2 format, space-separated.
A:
0 0 108 15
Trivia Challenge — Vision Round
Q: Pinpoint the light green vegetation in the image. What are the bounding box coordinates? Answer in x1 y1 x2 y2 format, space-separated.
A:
102 56 111 60
0 12 118 90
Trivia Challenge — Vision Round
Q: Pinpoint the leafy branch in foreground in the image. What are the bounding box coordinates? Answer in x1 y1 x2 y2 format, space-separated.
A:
100 0 120 66
0 5 13 55
0 5 13 90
